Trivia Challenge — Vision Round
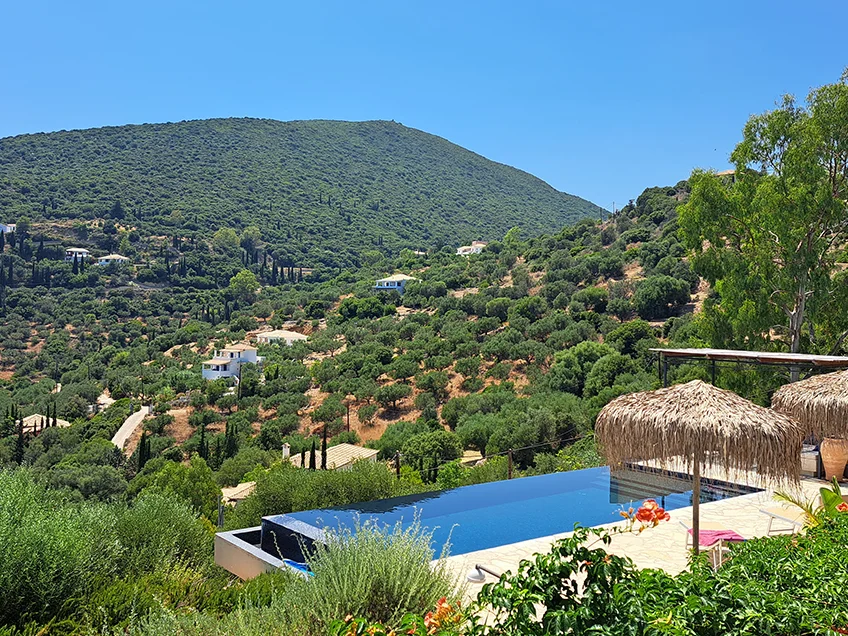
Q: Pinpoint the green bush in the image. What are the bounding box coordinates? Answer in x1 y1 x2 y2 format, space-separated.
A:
469 514 848 635
295 516 460 630
127 518 460 636
0 470 122 626
115 490 213 575
227 460 412 529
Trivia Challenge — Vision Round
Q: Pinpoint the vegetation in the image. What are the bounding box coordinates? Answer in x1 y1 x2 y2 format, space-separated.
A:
467 511 848 635
680 72 848 358
0 73 846 635
0 119 603 271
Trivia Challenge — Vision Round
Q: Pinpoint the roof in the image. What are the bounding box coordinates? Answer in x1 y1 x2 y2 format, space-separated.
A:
203 357 233 365
289 443 379 469
376 273 418 283
257 329 308 340
596 379 803 484
22 413 71 430
220 343 257 352
715 169 736 176
772 369 848 438
650 348 848 369
221 481 256 503
98 254 130 261
65 247 90 253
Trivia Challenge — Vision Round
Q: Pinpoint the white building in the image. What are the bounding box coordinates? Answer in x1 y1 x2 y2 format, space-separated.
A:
201 343 264 380
96 253 131 266
456 241 487 256
374 273 418 294
255 329 308 346
0 223 16 234
65 247 91 262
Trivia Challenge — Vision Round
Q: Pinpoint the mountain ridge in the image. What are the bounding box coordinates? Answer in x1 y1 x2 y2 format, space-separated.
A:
0 118 603 268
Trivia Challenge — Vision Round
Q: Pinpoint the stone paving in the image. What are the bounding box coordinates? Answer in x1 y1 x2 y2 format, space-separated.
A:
442 476 835 602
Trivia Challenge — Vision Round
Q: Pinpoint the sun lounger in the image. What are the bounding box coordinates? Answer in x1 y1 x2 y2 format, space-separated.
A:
759 506 805 536
679 520 746 569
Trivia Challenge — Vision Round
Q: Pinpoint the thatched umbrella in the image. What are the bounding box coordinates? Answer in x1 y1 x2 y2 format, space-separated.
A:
771 369 848 439
596 380 803 555
772 370 848 480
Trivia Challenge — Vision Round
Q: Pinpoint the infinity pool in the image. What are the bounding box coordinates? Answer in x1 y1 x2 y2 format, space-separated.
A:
261 465 759 560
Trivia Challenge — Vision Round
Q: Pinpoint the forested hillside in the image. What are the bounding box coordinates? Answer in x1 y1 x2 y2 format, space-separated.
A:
0 118 603 268
0 178 702 633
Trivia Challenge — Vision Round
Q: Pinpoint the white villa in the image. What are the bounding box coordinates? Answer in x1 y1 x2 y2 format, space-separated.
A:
255 329 308 346
65 247 91 262
201 343 264 380
374 273 418 294
456 241 487 256
0 223 16 234
96 253 131 266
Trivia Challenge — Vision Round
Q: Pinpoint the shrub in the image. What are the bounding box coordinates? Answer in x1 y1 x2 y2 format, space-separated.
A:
115 490 213 575
468 513 848 635
228 461 404 529
0 469 122 626
633 275 690 319
296 516 460 631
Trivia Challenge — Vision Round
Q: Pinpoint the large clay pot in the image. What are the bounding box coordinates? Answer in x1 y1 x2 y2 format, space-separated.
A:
820 438 848 481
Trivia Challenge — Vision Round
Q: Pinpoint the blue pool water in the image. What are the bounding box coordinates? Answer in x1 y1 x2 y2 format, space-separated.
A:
265 466 758 558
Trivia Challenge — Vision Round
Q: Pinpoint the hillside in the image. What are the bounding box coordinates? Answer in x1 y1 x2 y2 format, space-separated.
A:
0 118 604 268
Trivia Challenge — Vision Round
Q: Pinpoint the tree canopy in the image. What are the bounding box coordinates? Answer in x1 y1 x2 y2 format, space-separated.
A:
680 71 848 357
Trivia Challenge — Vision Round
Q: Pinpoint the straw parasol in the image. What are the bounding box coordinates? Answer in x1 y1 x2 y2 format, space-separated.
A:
596 380 803 555
771 369 848 439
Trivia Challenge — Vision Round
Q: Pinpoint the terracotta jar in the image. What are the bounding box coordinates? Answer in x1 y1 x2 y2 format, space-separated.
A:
820 438 848 481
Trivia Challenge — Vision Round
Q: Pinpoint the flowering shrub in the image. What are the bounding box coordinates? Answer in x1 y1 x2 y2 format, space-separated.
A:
619 498 671 530
328 597 464 636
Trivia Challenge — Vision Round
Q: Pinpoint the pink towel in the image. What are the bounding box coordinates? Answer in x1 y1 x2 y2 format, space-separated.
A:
688 528 745 547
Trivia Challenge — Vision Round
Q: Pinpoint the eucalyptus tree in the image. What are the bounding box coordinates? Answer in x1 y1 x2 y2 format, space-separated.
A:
680 71 848 364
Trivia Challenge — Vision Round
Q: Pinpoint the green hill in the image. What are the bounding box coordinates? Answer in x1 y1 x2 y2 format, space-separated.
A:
0 118 603 267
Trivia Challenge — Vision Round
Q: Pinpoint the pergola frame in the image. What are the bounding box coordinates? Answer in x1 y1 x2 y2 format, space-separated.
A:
650 348 848 388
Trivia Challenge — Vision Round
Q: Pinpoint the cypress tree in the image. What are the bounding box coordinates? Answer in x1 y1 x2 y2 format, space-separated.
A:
321 425 328 470
14 417 25 464
137 433 149 472
300 448 306 467
199 424 208 460
7 257 13 286
224 421 238 459
72 253 78 275
0 231 5 252
52 403 58 427
309 439 317 470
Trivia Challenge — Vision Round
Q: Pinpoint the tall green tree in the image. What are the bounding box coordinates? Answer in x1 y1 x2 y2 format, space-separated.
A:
680 72 848 361
228 269 260 304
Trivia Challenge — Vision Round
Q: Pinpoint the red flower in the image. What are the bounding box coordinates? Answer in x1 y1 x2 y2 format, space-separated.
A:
836 502 848 513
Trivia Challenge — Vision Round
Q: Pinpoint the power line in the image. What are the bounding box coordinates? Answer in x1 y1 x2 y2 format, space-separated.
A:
399 431 590 482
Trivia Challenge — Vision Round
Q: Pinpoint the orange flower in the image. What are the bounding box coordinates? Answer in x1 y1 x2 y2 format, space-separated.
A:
635 507 654 523
836 502 848 513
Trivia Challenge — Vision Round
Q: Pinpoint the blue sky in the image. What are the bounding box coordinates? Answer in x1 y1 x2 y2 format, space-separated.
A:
1 1 845 210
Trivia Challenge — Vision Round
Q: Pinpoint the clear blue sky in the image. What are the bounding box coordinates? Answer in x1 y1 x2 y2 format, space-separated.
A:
1 0 846 210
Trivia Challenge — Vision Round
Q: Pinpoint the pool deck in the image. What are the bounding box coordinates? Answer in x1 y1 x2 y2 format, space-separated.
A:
443 472 838 600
